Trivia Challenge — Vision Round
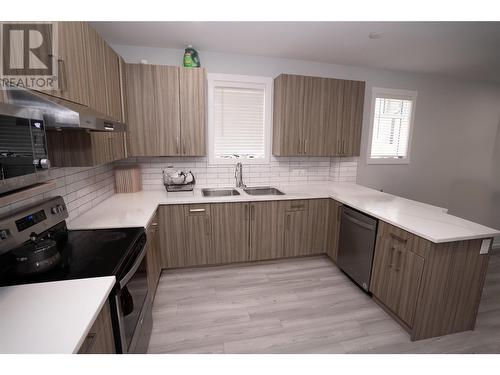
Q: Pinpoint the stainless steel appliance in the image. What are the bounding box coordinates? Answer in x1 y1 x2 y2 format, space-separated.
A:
0 196 151 354
337 206 378 292
0 102 51 194
7 87 126 132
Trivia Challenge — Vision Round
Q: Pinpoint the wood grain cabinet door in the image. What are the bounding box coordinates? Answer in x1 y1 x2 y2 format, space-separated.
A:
324 79 344 155
183 204 212 266
146 213 161 302
371 222 425 328
125 64 157 156
338 80 365 156
326 199 343 261
84 24 108 115
306 199 329 254
103 43 123 121
50 22 89 106
282 200 310 257
78 301 115 354
302 77 329 156
249 201 284 261
159 205 186 268
272 74 305 156
154 65 181 155
393 248 425 327
211 203 249 264
179 67 206 156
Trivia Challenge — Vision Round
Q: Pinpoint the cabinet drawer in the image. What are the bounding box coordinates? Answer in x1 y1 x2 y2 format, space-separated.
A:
282 200 309 211
382 221 426 258
184 204 211 216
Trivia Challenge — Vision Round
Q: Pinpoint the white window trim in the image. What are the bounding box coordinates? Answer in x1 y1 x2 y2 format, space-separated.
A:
367 87 418 165
207 73 273 165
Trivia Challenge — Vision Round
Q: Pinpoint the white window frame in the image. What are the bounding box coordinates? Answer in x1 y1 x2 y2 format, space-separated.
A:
207 73 273 165
367 87 418 165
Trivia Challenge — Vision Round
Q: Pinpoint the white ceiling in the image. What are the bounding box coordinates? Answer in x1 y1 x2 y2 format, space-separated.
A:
91 22 500 83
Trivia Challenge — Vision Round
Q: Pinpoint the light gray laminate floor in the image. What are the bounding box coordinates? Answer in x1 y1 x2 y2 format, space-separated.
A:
147 253 500 354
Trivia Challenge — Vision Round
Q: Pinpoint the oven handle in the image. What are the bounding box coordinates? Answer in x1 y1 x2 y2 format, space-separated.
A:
119 242 147 289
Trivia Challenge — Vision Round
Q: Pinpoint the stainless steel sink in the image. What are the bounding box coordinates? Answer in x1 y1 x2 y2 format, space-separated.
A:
243 186 285 196
202 188 241 197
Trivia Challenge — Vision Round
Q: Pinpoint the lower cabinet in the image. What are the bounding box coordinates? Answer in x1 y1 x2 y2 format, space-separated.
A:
146 211 161 302
211 202 249 263
326 199 342 262
159 199 331 269
78 301 115 354
370 221 425 328
248 201 284 261
370 220 490 341
282 200 310 257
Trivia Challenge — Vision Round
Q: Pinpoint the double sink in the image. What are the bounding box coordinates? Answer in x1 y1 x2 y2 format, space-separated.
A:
201 186 284 197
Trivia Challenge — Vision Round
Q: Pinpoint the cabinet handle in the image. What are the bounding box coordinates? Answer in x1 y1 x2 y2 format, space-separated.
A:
176 137 180 154
189 208 205 213
342 140 346 154
297 139 302 154
151 222 158 227
395 250 403 271
286 214 291 231
251 205 255 221
57 58 68 92
245 204 249 221
304 139 308 154
389 232 408 244
205 217 211 236
80 332 97 354
388 246 395 268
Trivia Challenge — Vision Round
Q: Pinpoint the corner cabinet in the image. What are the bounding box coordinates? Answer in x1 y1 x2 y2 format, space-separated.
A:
272 74 365 156
370 221 491 340
125 64 206 157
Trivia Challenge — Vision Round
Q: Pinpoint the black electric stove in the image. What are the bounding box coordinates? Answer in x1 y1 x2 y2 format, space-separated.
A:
0 222 146 287
0 196 151 353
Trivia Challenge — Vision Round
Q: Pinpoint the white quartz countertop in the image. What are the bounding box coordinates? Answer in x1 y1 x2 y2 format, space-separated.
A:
68 183 500 243
0 276 115 354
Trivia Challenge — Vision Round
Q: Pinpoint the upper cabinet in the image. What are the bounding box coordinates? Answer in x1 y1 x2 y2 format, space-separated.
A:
39 22 123 121
125 63 206 157
49 22 90 106
272 74 365 157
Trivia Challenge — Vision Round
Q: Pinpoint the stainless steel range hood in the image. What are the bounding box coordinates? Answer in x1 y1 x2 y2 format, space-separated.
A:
6 88 126 132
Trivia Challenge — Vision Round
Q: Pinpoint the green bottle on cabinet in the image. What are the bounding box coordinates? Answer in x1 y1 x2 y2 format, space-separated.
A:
183 45 200 68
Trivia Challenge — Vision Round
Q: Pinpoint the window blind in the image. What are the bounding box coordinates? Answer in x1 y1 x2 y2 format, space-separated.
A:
370 97 413 159
213 85 265 160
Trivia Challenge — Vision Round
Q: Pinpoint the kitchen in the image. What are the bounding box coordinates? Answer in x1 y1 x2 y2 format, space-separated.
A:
1 2 500 374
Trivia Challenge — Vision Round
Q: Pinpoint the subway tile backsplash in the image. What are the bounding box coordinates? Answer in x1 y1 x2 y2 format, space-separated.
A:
116 156 358 191
0 164 115 221
0 156 357 222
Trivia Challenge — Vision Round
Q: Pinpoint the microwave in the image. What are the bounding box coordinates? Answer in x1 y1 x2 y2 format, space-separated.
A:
0 103 51 195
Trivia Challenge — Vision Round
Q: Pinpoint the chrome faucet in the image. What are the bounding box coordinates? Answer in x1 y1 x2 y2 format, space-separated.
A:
235 162 246 188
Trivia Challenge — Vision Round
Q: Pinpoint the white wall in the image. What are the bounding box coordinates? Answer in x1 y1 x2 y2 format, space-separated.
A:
114 44 500 233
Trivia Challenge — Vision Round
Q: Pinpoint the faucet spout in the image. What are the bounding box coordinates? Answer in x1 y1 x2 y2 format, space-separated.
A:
235 162 246 188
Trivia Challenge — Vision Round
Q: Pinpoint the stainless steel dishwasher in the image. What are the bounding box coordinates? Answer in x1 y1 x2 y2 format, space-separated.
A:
337 206 378 292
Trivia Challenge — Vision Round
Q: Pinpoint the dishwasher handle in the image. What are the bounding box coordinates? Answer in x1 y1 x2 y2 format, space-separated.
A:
342 210 377 231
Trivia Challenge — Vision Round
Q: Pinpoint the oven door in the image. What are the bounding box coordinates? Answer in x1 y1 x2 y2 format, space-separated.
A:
112 241 152 353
